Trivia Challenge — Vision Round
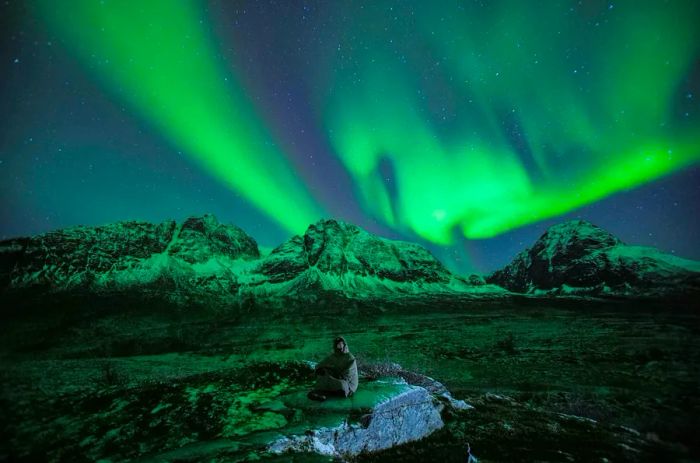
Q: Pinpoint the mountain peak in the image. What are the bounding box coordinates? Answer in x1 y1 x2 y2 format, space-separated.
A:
541 219 621 243
169 214 260 263
533 220 622 263
488 220 699 296
303 219 365 267
306 217 356 230
0 214 260 293
258 218 463 291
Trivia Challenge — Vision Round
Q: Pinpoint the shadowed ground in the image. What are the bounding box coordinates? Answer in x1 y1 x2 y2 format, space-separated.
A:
1 299 698 461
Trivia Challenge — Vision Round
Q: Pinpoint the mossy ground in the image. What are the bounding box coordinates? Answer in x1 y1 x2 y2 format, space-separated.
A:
1 298 698 461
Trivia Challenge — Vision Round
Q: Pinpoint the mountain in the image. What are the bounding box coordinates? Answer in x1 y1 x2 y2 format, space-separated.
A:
487 220 700 297
243 218 488 298
0 215 259 303
2 215 698 308
0 214 497 308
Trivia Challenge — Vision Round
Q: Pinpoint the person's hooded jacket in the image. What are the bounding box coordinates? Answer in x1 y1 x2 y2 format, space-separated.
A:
315 336 358 394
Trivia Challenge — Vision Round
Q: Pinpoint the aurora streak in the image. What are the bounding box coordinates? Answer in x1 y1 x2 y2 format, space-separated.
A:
36 0 326 234
316 1 700 243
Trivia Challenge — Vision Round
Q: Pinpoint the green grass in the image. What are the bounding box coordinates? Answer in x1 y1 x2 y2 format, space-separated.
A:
1 299 699 461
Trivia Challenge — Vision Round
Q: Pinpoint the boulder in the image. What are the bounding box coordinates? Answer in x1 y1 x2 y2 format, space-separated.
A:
267 376 449 458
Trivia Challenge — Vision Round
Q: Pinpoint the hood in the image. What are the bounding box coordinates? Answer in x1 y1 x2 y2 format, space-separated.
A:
334 336 350 354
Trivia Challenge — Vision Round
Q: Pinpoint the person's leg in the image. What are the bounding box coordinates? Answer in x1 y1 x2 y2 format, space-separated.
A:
308 373 336 401
314 374 350 397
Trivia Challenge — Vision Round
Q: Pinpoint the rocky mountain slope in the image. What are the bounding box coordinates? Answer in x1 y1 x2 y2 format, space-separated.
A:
0 215 259 303
487 219 700 297
245 218 490 298
0 214 496 307
2 215 698 307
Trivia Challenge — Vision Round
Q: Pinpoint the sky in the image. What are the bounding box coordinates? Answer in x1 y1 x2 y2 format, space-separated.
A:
1 0 699 275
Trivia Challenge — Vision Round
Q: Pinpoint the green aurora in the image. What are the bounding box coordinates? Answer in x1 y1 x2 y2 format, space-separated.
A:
35 0 700 245
36 0 326 234
316 1 700 243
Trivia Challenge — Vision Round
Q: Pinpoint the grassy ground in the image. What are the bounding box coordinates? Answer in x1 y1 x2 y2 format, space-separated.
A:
1 298 699 461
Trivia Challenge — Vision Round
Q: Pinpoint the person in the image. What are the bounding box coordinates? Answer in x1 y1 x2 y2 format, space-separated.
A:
307 336 358 401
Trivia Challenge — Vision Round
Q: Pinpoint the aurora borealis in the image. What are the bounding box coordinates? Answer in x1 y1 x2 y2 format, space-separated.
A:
36 0 325 234
320 1 699 243
1 0 699 273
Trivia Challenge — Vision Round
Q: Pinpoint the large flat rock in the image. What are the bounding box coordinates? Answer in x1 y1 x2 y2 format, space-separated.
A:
266 376 447 457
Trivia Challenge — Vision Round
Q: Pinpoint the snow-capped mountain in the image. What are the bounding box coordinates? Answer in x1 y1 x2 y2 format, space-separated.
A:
487 220 700 297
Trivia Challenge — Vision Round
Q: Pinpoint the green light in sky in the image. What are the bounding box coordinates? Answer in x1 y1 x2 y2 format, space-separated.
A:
315 1 700 243
37 0 324 234
36 0 700 248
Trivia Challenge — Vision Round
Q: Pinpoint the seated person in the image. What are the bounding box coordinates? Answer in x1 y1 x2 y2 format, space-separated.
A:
307 336 358 401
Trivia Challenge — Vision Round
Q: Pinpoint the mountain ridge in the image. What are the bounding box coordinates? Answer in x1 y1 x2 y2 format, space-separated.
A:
0 214 500 307
1 214 698 306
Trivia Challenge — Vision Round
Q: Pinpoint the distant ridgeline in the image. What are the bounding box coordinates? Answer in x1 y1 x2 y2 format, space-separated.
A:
1 214 699 309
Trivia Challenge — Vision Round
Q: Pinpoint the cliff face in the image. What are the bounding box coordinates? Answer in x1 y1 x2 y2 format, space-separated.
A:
487 220 700 296
0 215 492 306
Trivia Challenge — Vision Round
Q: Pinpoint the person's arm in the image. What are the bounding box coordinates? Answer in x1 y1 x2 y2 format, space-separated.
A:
348 359 358 389
315 355 331 375
338 358 357 382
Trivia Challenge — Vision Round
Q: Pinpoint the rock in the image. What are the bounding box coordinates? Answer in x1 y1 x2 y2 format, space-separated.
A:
268 379 445 457
487 220 700 297
265 362 471 459
265 373 470 459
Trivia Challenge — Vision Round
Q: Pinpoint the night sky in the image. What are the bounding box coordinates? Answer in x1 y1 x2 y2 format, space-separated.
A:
1 0 699 275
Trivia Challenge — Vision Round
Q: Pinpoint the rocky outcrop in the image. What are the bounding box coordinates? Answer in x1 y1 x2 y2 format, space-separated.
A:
166 214 259 263
487 220 700 297
265 362 470 459
364 390 691 462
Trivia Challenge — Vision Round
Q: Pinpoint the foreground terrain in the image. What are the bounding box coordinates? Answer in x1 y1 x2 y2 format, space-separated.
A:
1 298 698 462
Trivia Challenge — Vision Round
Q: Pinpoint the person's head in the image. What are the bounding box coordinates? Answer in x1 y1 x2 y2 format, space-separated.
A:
333 336 349 354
